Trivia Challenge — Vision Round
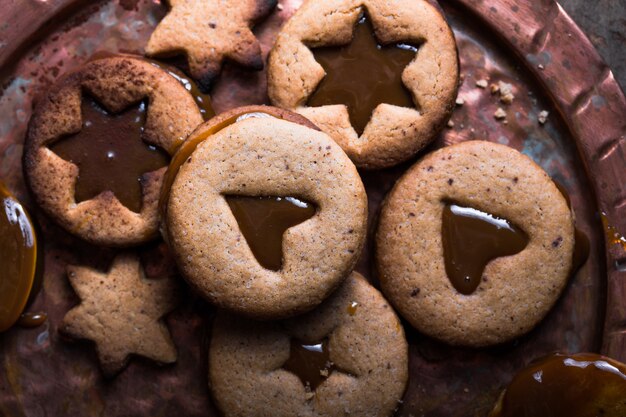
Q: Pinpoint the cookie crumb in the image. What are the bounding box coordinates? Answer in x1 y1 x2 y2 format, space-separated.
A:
320 368 329 377
455 97 465 106
498 82 515 104
490 83 500 94
538 110 549 124
494 108 507 120
305 391 315 401
447 120 455 128
476 79 488 88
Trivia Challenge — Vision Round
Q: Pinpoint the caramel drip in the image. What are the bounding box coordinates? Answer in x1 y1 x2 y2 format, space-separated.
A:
0 183 38 332
50 97 169 213
489 353 626 417
18 312 47 328
442 204 529 295
307 14 417 135
282 339 335 390
226 196 316 271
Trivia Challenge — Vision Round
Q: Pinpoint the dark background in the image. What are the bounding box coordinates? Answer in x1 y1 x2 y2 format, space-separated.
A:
560 0 626 90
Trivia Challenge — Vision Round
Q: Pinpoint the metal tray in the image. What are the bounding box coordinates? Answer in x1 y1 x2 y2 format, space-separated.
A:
0 0 624 416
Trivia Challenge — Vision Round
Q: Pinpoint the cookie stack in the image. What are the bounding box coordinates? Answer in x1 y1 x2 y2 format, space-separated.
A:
16 0 586 416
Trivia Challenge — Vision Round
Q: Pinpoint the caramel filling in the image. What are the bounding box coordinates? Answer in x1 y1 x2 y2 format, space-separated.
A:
50 96 169 213
442 204 528 295
282 339 336 390
0 184 38 332
226 197 316 271
490 353 626 417
307 14 418 135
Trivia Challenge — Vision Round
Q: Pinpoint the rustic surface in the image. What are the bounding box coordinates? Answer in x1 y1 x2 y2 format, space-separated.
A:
559 0 626 90
0 1 624 417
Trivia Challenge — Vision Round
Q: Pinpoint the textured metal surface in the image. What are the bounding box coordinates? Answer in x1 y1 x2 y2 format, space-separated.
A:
0 0 623 416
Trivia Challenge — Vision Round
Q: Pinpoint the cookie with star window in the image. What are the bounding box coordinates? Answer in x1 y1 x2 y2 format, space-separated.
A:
23 55 203 247
208 272 408 417
267 0 459 169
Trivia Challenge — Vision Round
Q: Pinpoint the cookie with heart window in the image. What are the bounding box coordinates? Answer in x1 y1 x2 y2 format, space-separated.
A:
209 272 408 417
23 55 203 247
162 105 368 319
376 140 575 347
267 0 459 169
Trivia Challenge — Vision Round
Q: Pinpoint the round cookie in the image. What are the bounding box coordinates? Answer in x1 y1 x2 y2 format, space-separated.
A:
376 140 575 347
267 0 459 169
24 55 203 247
209 272 408 417
164 107 367 319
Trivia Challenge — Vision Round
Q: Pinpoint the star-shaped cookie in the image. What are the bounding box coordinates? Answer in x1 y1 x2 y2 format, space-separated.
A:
62 253 179 376
146 0 278 91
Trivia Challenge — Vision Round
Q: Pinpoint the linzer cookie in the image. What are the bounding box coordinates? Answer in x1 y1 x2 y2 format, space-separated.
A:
267 0 459 169
146 0 277 91
61 253 179 376
209 273 408 417
23 55 203 247
376 141 575 347
163 106 367 319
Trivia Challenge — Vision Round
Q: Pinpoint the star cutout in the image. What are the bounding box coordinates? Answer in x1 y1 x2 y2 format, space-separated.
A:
307 14 418 135
146 0 277 91
49 96 169 213
282 338 336 391
62 253 179 376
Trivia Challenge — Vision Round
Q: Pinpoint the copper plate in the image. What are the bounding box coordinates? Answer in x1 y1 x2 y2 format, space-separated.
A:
0 0 624 416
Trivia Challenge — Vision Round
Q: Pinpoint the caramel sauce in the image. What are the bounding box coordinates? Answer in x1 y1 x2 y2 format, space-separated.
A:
0 183 38 332
49 96 169 213
18 312 47 328
282 339 335 390
601 213 626 252
307 14 418 135
347 301 359 316
489 353 626 417
226 196 316 271
442 204 529 295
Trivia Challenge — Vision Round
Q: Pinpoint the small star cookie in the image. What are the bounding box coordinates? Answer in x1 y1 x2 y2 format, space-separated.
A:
146 0 278 91
61 253 179 376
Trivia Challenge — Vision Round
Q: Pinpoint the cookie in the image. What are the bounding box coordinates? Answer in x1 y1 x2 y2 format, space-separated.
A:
376 140 575 346
146 0 278 91
61 253 179 376
164 106 368 319
209 272 408 417
267 0 459 169
24 55 203 247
